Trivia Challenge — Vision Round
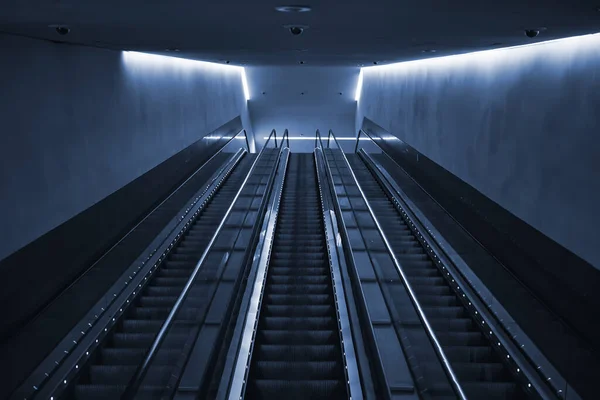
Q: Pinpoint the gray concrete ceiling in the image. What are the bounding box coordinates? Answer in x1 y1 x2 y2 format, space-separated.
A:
1 1 599 66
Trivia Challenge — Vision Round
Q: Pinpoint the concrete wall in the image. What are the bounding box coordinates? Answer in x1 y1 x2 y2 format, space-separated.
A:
247 66 359 153
356 33 600 269
0 34 249 262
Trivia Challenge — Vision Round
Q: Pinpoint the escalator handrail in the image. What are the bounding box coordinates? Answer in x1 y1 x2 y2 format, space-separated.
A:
121 130 284 399
11 147 248 400
283 128 290 148
327 129 468 400
315 137 390 400
313 145 363 400
358 149 562 399
315 129 326 150
169 131 291 398
355 128 568 398
196 145 292 399
225 148 290 399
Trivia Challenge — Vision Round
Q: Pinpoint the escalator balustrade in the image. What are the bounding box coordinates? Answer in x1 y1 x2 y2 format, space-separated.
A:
66 156 255 399
245 154 347 400
348 154 530 400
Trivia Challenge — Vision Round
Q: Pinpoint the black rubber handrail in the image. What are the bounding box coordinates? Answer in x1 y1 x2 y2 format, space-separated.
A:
328 129 467 399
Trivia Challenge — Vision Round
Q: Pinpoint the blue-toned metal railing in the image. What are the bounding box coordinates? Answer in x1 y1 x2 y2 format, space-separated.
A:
355 128 565 399
121 129 285 398
327 128 467 399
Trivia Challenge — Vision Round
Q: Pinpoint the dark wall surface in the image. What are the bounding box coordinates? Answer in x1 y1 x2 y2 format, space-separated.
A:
356 33 600 270
0 34 247 262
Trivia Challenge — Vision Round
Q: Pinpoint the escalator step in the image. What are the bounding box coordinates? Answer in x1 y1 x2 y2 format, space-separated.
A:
73 385 164 400
269 275 328 284
264 305 333 317
462 382 524 399
348 154 527 399
268 284 329 295
267 294 330 305
262 317 336 330
255 345 339 361
270 267 328 276
253 361 341 379
444 346 494 362
428 318 473 331
247 379 345 400
99 348 180 365
246 154 346 399
452 362 509 381
422 306 467 318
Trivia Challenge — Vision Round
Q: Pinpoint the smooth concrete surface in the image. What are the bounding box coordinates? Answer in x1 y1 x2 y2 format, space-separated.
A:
247 66 358 153
0 34 249 262
357 33 600 269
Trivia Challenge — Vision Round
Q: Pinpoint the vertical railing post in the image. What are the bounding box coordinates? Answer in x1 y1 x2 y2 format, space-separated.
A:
242 130 250 152
354 130 362 153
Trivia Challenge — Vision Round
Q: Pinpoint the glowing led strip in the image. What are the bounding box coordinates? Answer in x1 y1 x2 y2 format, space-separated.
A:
354 32 600 101
122 51 250 100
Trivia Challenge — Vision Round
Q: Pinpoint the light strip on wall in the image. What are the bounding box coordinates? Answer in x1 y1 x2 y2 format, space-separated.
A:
241 68 250 101
355 69 363 102
121 51 250 100
262 136 371 141
360 32 600 73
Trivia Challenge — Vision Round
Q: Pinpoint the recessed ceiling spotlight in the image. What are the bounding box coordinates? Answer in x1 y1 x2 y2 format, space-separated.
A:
165 48 180 52
524 29 539 38
275 5 312 13
299 60 305 64
524 27 547 38
48 24 70 35
422 49 437 53
284 24 309 36
301 92 305 95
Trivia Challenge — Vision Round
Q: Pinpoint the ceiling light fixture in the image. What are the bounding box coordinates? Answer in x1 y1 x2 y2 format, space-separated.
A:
275 5 312 12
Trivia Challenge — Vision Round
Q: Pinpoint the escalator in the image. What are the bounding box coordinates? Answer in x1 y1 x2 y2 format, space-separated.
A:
245 154 347 399
348 155 529 400
65 154 256 399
